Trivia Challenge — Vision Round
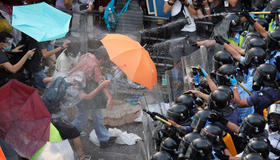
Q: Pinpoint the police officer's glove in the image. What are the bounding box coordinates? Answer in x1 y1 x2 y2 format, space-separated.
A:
241 10 256 25
214 151 230 160
274 56 280 72
227 76 238 85
199 66 208 77
214 36 230 45
209 111 229 126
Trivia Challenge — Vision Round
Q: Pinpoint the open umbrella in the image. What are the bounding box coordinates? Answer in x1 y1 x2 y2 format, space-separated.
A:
0 80 51 158
12 2 71 42
101 34 157 90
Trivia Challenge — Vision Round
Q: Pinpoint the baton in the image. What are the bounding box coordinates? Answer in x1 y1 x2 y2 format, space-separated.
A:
238 82 252 96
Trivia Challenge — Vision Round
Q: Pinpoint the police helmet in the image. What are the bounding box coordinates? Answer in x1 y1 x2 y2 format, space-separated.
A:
226 14 243 33
252 64 277 91
200 124 224 145
266 29 280 51
242 139 269 159
209 89 231 112
198 79 211 95
218 85 234 101
167 104 189 124
244 47 266 67
216 64 237 86
242 32 262 48
151 151 173 160
178 132 201 160
268 102 280 132
185 138 214 160
265 0 280 11
213 50 235 71
241 153 265 160
175 94 195 117
238 113 266 139
246 38 266 51
191 110 211 133
160 137 178 157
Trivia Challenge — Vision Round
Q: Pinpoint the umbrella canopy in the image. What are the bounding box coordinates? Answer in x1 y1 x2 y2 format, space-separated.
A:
12 2 71 42
101 34 157 90
0 80 51 158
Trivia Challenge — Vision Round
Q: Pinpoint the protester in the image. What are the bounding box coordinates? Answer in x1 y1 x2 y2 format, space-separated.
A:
0 31 35 86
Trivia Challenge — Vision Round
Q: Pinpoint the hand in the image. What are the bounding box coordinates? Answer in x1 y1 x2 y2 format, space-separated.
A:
199 66 208 77
188 90 200 96
240 10 255 24
26 48 36 58
62 40 71 49
11 45 24 53
214 36 229 45
228 76 237 85
99 6 105 13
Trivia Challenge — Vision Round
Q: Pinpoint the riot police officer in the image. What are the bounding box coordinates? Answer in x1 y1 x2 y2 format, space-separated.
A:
177 132 201 160
151 151 173 160
185 137 214 160
160 137 179 159
231 64 280 115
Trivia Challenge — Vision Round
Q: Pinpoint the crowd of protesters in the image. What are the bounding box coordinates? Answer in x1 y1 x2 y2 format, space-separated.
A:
0 0 280 160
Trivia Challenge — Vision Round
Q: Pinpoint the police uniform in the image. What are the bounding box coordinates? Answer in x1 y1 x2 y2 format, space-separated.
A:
247 87 280 115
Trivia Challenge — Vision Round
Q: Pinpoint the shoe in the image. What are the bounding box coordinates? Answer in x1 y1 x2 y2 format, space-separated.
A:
100 137 117 148
78 153 91 160
80 131 87 137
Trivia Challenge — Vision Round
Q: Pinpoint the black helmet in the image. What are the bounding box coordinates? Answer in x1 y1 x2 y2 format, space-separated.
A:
255 18 269 31
200 124 224 145
175 94 195 118
238 113 266 139
160 137 178 157
241 153 265 160
185 138 214 160
250 0 266 11
198 79 211 95
191 110 211 133
151 151 173 160
242 139 269 159
178 132 201 160
244 47 266 67
213 50 235 71
246 38 266 51
216 64 237 86
241 32 262 49
167 104 189 125
208 89 230 112
226 14 243 33
266 30 280 51
252 64 277 91
218 85 234 101
265 0 280 12
267 102 280 132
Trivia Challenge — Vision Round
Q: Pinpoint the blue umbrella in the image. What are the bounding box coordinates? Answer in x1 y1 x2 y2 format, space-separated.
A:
12 2 71 42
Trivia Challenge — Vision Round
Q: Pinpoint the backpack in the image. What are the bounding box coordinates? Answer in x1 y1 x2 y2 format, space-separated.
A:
42 77 71 114
104 0 130 31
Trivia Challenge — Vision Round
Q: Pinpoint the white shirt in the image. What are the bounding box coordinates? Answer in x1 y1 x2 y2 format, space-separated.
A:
266 124 280 159
164 0 196 32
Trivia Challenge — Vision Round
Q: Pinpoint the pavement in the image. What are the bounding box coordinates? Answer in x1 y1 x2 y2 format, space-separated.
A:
80 119 146 160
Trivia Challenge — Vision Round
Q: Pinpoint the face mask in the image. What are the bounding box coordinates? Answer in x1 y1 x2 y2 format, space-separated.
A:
4 45 12 51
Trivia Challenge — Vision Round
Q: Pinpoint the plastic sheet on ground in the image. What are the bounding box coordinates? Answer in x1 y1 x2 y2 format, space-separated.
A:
89 128 142 146
38 140 74 160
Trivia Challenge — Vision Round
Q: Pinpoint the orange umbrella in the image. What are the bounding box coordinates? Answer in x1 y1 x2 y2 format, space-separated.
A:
101 34 157 90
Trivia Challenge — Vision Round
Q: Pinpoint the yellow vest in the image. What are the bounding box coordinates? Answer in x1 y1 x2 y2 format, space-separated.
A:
228 34 244 47
269 19 276 32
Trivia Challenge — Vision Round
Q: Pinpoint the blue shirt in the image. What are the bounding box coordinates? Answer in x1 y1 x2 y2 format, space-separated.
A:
267 50 280 80
247 87 280 114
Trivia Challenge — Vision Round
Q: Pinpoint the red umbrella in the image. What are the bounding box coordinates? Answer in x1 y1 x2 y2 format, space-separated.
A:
0 80 50 158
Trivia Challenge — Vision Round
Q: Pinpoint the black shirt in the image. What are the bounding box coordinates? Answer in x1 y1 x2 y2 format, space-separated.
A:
0 50 9 64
